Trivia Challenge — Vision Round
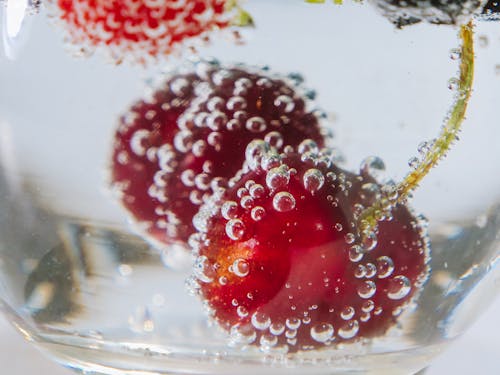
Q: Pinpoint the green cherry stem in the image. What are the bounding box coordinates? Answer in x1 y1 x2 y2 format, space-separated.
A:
226 0 254 27
357 21 475 243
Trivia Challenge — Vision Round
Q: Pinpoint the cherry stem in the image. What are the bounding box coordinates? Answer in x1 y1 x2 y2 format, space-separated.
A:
357 21 475 243
226 0 254 27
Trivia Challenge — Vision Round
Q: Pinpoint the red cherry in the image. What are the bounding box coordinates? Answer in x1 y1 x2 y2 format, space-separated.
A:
50 0 232 62
191 140 430 351
109 72 200 246
110 62 327 248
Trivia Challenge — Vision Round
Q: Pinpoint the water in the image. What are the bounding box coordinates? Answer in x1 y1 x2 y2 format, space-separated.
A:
1 1 500 374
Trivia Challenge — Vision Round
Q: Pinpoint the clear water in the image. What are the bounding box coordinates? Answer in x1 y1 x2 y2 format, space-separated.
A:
0 1 499 374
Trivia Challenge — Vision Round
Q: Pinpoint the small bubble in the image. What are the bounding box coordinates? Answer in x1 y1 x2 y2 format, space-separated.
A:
270 322 285 336
237 306 249 317
360 156 386 182
286 317 301 330
303 168 325 193
273 192 296 212
340 306 355 320
274 95 295 113
354 264 366 279
264 131 284 149
266 166 290 189
230 324 256 345
118 264 133 277
249 184 265 199
251 206 266 221
240 195 255 209
246 117 267 133
376 256 395 279
310 323 334 343
298 139 318 154
345 233 356 244
226 219 246 240
251 312 271 330
285 329 297 339
357 281 376 299
221 201 238 220
338 320 359 340
193 256 214 283
364 263 377 278
387 276 412 300
349 245 364 263
260 333 278 348
361 300 375 313
448 77 459 90
408 156 419 170
449 48 461 60
361 232 378 252
232 259 250 277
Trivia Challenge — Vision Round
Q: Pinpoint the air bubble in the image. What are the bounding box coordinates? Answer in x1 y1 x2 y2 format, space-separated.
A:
130 130 150 156
237 306 249 317
170 77 190 96
270 322 285 336
338 320 359 339
246 117 267 133
387 276 411 300
221 201 238 220
310 323 334 343
262 153 281 170
240 195 255 209
365 263 377 278
286 317 301 330
361 300 375 313
349 245 364 263
273 192 296 212
448 78 459 90
408 156 419 170
274 95 295 113
303 168 325 193
251 206 266 221
345 233 356 244
360 156 386 182
340 306 355 320
245 140 269 170
227 96 247 111
449 48 461 60
249 184 265 199
230 324 256 345
207 111 227 131
193 256 214 283
260 333 278 348
357 281 376 299
376 256 395 279
251 312 271 330
354 264 366 279
298 139 318 154
361 231 377 252
232 259 250 277
264 131 284 149
266 166 290 189
226 219 246 240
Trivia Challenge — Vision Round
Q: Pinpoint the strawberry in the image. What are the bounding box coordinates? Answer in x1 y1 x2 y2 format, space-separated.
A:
48 0 244 63
190 140 430 351
110 62 327 248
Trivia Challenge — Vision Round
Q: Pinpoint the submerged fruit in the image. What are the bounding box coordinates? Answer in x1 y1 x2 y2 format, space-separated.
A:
370 0 486 27
48 0 240 62
191 140 430 351
110 61 327 248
